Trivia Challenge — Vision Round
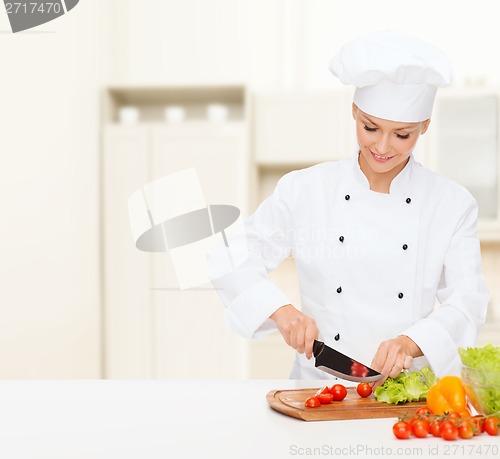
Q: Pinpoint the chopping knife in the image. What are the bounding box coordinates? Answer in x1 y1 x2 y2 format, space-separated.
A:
313 340 383 382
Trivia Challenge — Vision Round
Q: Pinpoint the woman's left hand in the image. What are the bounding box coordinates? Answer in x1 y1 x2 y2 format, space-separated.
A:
370 335 422 387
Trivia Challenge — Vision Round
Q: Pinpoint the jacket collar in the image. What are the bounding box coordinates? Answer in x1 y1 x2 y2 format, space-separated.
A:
351 152 414 196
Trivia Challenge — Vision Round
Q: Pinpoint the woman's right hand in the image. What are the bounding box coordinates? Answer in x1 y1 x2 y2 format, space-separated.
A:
269 304 319 360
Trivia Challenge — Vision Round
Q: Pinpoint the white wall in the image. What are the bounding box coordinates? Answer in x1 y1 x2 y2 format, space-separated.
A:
0 0 115 377
114 0 500 89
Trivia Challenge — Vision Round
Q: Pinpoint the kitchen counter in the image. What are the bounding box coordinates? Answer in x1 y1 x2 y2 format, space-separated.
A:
0 379 497 459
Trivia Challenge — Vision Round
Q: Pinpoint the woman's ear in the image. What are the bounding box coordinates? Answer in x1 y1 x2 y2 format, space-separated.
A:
352 103 358 120
421 118 431 135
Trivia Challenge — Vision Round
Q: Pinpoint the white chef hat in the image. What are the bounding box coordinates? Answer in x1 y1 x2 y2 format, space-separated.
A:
329 30 452 122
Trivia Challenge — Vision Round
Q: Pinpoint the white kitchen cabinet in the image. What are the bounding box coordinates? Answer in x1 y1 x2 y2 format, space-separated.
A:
102 125 156 378
150 123 247 207
422 90 500 241
425 90 500 341
149 123 249 378
101 86 251 379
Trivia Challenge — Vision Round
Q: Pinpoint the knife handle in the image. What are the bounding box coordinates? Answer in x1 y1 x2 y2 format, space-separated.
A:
312 339 324 357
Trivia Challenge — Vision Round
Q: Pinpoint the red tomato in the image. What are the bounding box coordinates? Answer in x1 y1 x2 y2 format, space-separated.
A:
430 420 442 438
330 384 347 401
446 411 461 423
440 420 459 441
484 416 499 436
317 393 334 404
458 420 474 440
412 419 430 438
357 382 372 398
471 415 485 435
408 416 420 427
415 407 432 416
393 421 412 440
304 396 321 408
315 386 330 397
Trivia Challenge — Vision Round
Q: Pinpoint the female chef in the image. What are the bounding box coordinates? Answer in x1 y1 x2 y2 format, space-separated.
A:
209 30 489 381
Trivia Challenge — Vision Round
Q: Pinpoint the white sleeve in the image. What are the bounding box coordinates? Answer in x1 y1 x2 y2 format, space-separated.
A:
208 172 297 339
403 193 489 376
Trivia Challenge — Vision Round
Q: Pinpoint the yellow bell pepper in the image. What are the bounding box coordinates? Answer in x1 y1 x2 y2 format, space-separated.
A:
426 376 470 417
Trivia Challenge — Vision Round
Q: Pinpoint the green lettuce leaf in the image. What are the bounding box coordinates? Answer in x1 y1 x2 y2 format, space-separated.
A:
402 371 429 402
374 383 409 404
374 366 437 405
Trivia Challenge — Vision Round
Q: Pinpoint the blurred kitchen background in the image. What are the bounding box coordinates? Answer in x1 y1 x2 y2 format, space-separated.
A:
1 0 500 379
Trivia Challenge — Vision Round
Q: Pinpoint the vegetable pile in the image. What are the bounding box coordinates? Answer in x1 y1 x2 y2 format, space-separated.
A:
459 344 500 416
374 366 437 404
392 410 499 441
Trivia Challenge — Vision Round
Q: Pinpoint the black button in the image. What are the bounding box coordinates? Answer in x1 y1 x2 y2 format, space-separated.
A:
334 333 340 341
402 244 408 250
345 194 350 201
339 236 344 243
398 292 404 299
406 198 412 204
336 287 342 294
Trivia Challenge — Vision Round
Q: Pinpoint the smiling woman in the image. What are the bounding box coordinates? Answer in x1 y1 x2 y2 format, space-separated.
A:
209 30 489 383
353 107 430 193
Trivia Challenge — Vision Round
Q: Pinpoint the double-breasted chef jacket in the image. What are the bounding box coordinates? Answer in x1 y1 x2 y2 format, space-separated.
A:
210 153 489 379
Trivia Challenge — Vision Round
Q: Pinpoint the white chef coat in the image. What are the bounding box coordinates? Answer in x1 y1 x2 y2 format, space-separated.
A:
209 153 489 379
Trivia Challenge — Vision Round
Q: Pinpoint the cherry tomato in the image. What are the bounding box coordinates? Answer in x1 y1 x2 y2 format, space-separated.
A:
317 393 334 404
430 419 442 438
458 420 474 439
304 396 321 408
440 420 459 441
468 414 484 435
357 382 372 398
412 419 430 438
315 386 331 397
484 416 499 436
408 416 419 427
471 415 485 435
415 407 432 416
330 384 347 401
393 421 412 440
446 411 461 423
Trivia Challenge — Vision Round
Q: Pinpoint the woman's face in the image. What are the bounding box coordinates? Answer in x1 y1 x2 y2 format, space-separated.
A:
352 104 430 178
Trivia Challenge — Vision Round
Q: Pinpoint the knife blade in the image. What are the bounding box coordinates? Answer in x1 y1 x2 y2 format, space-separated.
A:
313 340 383 382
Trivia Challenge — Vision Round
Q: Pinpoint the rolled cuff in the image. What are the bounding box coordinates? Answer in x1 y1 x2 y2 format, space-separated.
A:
403 318 461 377
224 279 292 339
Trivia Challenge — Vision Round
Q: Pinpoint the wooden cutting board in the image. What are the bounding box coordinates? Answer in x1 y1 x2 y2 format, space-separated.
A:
267 387 427 421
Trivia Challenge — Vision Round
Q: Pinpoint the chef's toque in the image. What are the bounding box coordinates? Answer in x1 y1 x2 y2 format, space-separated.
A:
329 30 452 122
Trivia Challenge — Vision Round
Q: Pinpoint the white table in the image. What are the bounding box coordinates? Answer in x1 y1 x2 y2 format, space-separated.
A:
0 380 497 459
